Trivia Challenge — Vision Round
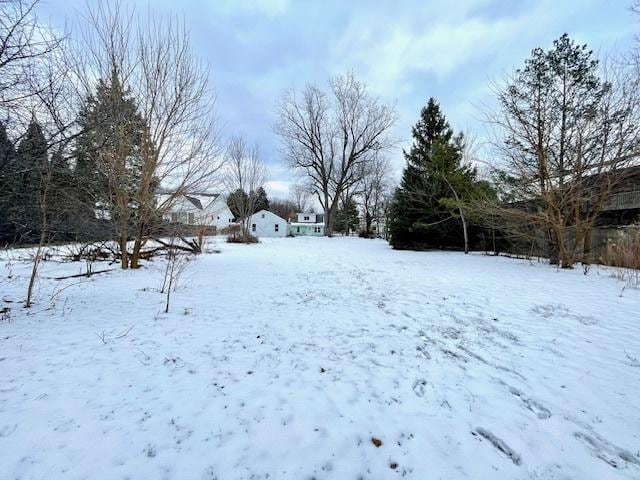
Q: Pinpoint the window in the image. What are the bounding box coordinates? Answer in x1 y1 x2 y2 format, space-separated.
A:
304 216 309 221
188 213 195 224
171 212 178 222
261 213 265 218
296 226 300 233
275 224 279 232
252 224 256 232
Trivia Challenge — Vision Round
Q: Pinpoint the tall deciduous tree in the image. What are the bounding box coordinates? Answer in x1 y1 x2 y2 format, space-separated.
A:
74 69 150 269
224 135 266 240
486 34 640 268
359 152 391 237
74 0 223 268
275 72 396 236
0 0 63 114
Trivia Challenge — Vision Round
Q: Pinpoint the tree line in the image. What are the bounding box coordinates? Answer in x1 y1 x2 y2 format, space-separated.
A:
275 28 640 269
1 0 224 306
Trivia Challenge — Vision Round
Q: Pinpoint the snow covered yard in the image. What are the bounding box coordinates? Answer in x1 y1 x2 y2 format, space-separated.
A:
1 237 639 480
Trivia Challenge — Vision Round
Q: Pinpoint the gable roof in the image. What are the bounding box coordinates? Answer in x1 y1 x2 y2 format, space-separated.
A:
249 209 287 222
184 195 204 210
157 192 224 212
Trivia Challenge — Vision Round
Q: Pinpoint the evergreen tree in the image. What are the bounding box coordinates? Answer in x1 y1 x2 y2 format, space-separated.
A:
388 98 474 250
0 122 16 238
11 119 48 240
73 69 149 241
252 186 270 213
334 197 360 234
227 189 248 219
48 150 75 240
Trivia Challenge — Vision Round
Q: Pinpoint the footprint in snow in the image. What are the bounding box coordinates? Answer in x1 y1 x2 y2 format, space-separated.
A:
507 386 551 420
473 427 522 466
574 431 640 470
412 379 427 397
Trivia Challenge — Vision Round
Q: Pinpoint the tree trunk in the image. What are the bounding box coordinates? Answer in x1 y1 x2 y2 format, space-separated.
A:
25 237 44 308
324 205 333 237
119 233 129 269
582 226 592 266
130 222 144 269
460 208 469 254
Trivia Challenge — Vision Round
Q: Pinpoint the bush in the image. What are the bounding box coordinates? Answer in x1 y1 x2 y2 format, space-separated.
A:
226 233 259 244
221 224 240 236
602 229 640 287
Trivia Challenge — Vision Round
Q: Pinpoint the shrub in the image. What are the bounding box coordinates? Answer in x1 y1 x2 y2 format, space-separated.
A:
602 229 640 287
226 233 259 244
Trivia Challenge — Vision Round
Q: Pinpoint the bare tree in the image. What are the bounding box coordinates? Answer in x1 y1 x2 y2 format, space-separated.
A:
484 35 640 268
0 0 64 116
223 135 266 241
13 10 78 307
289 182 313 213
73 1 223 269
359 152 391 236
160 232 191 314
275 72 396 236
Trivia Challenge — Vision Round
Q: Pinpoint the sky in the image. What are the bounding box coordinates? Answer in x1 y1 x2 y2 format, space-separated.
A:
39 0 638 199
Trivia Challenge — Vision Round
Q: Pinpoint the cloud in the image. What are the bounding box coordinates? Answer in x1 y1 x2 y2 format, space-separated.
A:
213 0 291 18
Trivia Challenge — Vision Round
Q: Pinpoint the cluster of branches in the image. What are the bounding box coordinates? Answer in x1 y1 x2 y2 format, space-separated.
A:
478 34 640 268
223 135 267 241
0 0 223 305
275 72 397 236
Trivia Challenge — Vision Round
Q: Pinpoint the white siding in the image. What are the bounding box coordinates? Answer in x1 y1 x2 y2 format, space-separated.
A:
248 210 288 238
203 197 235 230
296 212 318 223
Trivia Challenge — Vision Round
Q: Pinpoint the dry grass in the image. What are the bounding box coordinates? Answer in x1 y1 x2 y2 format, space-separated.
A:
601 229 640 287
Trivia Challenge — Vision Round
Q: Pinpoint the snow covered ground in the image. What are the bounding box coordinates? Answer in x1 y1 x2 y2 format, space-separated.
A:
1 237 639 479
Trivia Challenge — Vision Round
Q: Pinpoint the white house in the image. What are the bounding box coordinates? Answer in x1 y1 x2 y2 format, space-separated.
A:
160 193 235 231
248 209 288 238
289 212 325 236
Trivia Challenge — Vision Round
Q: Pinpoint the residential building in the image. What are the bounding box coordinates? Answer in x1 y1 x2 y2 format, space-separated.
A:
289 212 325 236
248 210 288 238
159 193 235 231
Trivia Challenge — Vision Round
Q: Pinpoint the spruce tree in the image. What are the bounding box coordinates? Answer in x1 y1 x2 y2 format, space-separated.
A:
73 69 148 241
227 189 248 219
0 122 16 238
12 119 48 241
334 197 360 234
252 187 270 213
48 150 74 240
388 98 472 250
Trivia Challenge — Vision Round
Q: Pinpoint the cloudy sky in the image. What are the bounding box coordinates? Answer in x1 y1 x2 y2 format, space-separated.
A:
41 0 637 198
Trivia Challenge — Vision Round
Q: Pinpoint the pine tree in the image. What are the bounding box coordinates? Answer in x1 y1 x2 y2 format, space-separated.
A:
0 122 17 238
11 119 48 241
334 197 360 234
227 189 248 219
252 186 270 213
73 69 150 253
48 150 75 240
388 98 473 250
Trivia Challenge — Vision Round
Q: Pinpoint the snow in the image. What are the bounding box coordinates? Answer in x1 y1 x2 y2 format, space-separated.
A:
1 237 639 479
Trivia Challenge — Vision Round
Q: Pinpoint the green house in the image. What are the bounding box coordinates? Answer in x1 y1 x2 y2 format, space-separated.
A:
288 213 325 236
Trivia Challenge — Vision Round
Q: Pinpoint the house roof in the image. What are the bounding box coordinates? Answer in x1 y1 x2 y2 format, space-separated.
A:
250 209 288 222
184 195 204 210
157 192 224 212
